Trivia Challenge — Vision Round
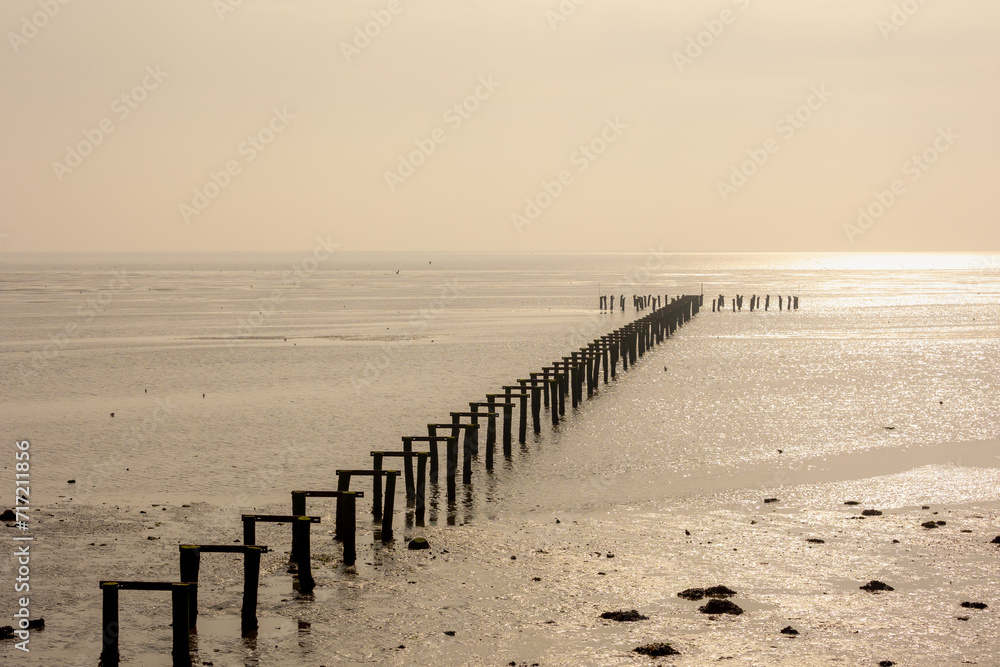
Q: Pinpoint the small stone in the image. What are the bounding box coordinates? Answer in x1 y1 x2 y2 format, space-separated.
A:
407 538 430 550
936 520 946 526
600 609 648 622
685 529 690 535
879 661 895 667
764 498 779 504
633 642 679 657
891 539 900 543
844 501 860 506
606 553 614 558
678 587 705 600
699 599 743 615
957 616 969 621
860 580 893 593
922 505 930 510
960 601 988 610
921 521 939 529
444 630 455 636
510 555 516 560
705 585 737 598
991 535 1000 544
861 509 882 516
67 480 76 484
0 510 15 521
531 577 541 581
780 626 799 635
806 538 825 544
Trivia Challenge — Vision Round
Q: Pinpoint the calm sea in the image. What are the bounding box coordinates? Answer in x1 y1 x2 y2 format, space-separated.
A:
1 251 999 666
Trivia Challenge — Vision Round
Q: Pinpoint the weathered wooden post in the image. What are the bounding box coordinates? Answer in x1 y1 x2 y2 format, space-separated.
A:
242 546 263 632
794 296 799 309
340 493 356 565
101 581 120 667
470 402 498 453
502 386 528 450
178 545 200 627
292 516 314 593
171 583 192 666
446 434 457 502
415 451 428 525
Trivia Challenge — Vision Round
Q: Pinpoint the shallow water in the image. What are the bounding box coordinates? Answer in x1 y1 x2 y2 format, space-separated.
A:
1 252 998 665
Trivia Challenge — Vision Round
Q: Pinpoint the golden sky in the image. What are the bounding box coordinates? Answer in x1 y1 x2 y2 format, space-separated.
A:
1 0 997 252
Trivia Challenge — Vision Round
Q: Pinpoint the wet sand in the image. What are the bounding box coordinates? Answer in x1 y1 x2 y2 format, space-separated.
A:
5 445 999 666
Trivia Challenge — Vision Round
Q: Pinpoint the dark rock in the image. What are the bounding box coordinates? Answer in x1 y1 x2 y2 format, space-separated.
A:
936 520 946 526
844 501 860 506
678 588 705 600
27 619 43 630
960 601 988 610
633 642 679 657
879 662 895 667
921 506 930 510
67 480 76 484
891 539 900 544
407 538 430 550
992 535 1000 544
531 577 541 582
0 510 15 521
698 599 743 615
705 585 737 598
921 521 939 529
780 626 798 635
860 580 894 593
806 538 825 544
444 630 455 636
957 616 969 621
606 553 615 558
764 498 779 504
861 509 882 516
600 609 648 622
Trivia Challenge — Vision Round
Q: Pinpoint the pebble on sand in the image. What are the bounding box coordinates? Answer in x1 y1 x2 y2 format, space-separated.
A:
861 509 882 516
678 585 736 601
763 498 779 504
698 599 743 615
991 535 1000 544
806 538 825 544
0 510 15 521
860 580 894 593
600 610 648 622
633 642 679 657
780 626 799 635
960 601 988 610
407 538 430 550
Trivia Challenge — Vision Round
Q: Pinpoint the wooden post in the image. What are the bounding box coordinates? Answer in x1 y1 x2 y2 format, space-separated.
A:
530 384 541 433
415 452 427 525
341 493 356 566
293 516 314 594
242 546 262 635
516 381 529 442
382 472 397 542
171 583 192 667
101 581 120 667
399 439 415 502
446 435 457 502
242 515 255 547
371 453 385 515
178 545 200 628
549 379 559 426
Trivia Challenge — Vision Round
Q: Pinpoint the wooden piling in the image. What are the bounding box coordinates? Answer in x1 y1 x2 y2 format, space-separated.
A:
242 546 262 634
171 583 192 667
178 545 200 628
101 581 120 667
292 517 314 594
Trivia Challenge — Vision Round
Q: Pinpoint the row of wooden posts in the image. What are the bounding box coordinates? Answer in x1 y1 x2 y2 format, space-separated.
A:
98 295 703 666
600 293 800 313
710 294 800 312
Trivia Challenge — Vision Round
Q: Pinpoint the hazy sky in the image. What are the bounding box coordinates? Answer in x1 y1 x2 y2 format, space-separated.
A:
1 1 997 253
